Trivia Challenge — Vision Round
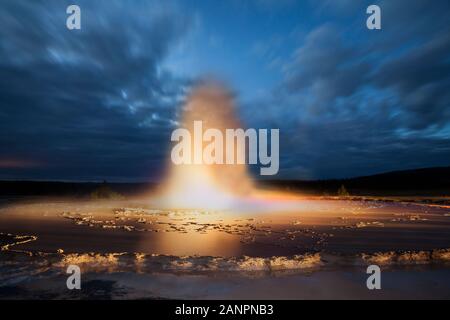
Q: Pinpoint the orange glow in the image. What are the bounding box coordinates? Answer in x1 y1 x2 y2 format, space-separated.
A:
0 158 39 168
156 84 255 209
155 83 303 210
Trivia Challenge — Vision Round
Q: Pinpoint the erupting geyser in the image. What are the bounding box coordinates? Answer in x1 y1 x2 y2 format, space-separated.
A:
157 84 255 209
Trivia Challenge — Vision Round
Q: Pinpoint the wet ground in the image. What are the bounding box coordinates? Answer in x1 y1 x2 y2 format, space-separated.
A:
0 197 449 299
1 197 449 256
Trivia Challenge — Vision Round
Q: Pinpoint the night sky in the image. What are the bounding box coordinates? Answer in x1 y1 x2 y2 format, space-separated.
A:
1 0 449 182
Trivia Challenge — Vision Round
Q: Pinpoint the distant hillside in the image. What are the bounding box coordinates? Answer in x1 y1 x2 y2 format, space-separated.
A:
0 167 449 197
0 181 155 198
261 166 450 196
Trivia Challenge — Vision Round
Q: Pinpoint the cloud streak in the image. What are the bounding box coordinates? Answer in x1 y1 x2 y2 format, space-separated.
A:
0 0 193 181
0 0 449 181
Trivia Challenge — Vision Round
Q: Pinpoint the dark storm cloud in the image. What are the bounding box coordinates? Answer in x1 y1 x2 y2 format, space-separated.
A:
242 0 450 179
373 32 450 129
283 25 370 115
0 0 192 181
1 0 449 181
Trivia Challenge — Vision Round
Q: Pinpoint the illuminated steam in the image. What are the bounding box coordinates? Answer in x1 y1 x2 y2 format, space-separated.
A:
156 84 254 209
